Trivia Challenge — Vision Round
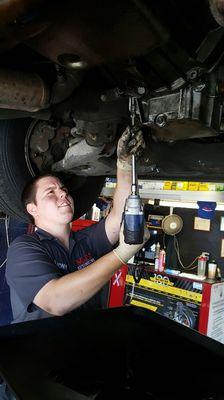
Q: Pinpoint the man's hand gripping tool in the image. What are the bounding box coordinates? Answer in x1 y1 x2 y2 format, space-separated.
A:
123 97 144 245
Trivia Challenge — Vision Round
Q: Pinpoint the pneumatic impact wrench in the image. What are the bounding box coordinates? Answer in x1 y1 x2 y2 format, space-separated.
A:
123 97 145 244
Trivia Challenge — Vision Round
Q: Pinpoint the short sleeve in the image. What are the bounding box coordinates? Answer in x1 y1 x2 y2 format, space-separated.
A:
5 235 63 309
74 219 113 260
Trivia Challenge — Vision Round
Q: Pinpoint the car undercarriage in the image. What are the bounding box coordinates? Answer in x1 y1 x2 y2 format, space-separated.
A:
0 0 224 220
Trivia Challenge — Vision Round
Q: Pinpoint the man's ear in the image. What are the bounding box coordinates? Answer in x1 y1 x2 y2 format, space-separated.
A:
26 202 38 218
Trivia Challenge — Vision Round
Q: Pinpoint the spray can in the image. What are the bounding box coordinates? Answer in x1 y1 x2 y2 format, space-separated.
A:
155 242 160 258
154 242 160 271
197 254 207 278
158 249 166 272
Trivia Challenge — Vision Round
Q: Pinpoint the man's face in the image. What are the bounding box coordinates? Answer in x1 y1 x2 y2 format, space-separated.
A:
28 176 74 226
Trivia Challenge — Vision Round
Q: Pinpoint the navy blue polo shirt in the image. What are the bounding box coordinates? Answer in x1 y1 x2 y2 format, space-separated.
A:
6 219 113 324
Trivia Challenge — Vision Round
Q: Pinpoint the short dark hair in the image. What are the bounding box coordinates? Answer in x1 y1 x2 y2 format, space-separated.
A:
21 173 60 224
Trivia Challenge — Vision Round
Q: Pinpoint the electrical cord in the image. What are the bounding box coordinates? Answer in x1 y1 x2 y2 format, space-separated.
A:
5 216 10 248
0 259 6 269
162 232 166 251
174 235 199 270
0 215 10 269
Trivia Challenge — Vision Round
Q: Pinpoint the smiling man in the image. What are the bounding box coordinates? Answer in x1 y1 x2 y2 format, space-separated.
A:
5 127 149 324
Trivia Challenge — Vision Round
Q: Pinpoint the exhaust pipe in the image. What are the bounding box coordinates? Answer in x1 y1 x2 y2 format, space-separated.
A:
0 67 81 112
0 69 50 112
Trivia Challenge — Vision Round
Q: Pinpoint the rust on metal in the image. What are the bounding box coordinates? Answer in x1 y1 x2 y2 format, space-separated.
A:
0 69 49 111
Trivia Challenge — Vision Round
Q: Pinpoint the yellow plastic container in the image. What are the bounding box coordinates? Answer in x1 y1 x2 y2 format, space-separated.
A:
176 181 189 190
163 181 172 190
188 182 200 191
199 183 209 191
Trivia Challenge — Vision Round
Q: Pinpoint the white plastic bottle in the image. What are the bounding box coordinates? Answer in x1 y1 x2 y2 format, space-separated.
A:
208 260 217 280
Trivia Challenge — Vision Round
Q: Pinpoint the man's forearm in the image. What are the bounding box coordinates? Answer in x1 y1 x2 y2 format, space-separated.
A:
105 126 145 244
34 251 123 315
105 168 132 244
113 168 132 218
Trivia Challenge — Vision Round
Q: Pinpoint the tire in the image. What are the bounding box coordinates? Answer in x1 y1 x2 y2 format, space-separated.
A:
0 119 106 221
173 302 196 329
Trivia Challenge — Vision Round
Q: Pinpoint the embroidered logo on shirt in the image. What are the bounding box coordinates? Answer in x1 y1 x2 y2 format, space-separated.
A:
75 253 95 270
55 261 68 271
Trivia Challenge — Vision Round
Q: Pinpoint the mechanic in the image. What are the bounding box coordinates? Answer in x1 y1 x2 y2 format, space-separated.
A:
5 127 148 324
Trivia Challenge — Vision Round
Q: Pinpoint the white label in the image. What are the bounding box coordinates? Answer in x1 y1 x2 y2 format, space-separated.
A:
207 282 224 344
193 282 202 291
194 217 210 231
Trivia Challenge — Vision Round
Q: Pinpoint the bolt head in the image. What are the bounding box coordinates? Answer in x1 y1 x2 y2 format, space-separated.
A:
155 113 167 127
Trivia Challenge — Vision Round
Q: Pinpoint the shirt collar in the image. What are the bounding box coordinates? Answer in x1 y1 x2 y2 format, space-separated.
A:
35 227 76 251
35 227 55 241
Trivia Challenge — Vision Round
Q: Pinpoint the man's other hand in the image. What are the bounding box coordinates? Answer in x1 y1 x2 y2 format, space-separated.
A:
113 222 150 264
